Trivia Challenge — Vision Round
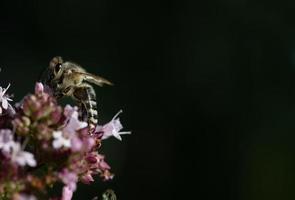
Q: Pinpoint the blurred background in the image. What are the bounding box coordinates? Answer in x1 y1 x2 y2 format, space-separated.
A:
1 0 295 199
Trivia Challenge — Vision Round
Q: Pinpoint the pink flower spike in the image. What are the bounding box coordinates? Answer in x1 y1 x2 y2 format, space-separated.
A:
34 82 44 94
61 186 73 200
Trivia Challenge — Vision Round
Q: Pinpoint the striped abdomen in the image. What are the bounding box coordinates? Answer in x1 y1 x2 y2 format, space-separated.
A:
73 83 98 126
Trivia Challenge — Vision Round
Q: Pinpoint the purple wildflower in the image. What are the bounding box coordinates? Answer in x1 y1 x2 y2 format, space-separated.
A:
0 80 130 199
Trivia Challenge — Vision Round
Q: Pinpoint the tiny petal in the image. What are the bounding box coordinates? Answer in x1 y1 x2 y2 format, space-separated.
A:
112 132 122 141
3 83 10 94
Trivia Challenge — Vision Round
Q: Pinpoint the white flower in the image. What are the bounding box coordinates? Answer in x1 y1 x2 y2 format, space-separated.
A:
0 129 15 153
52 131 71 149
11 142 37 167
95 110 131 141
0 84 13 114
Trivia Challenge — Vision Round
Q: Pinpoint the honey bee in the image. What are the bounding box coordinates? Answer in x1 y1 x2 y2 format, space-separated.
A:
40 56 113 128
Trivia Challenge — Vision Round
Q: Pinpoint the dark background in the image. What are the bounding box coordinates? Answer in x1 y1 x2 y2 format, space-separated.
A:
1 0 295 200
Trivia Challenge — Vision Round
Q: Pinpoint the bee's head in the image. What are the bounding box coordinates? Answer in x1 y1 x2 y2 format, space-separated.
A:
49 56 64 78
39 56 64 94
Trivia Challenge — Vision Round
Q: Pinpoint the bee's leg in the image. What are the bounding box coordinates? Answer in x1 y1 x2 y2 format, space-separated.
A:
73 83 98 129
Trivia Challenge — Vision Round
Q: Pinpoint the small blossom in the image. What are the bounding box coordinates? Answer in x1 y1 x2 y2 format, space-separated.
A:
62 186 73 200
0 84 13 114
0 129 15 153
10 142 37 167
95 110 131 141
52 131 71 149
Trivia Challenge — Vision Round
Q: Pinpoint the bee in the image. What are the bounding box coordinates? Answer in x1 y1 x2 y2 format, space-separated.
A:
40 56 112 128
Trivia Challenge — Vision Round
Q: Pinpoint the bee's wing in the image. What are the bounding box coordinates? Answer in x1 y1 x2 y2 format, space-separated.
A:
74 71 113 86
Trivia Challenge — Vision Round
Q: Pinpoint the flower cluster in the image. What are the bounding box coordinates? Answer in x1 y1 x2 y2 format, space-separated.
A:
0 82 130 199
